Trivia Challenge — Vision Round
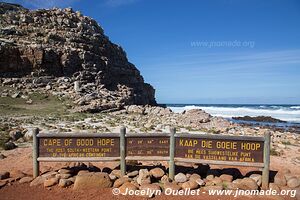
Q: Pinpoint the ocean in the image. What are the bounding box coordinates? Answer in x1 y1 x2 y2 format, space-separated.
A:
167 104 300 129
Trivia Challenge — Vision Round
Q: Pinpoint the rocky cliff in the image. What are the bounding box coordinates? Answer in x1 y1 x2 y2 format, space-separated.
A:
0 3 156 112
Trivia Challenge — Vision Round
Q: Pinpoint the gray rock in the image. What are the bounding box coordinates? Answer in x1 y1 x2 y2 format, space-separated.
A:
58 178 73 187
73 172 112 190
3 142 17 150
174 173 187 183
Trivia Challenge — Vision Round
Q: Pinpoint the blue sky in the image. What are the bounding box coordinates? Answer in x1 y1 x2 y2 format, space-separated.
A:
5 0 300 104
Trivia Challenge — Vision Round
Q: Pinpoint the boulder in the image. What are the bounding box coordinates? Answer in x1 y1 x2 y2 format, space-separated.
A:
150 168 165 179
44 177 59 187
237 178 258 190
196 178 205 186
30 176 45 186
181 180 198 189
73 172 112 190
113 177 130 188
286 177 300 188
274 173 287 186
189 174 201 181
249 174 262 186
174 173 187 183
9 130 23 141
59 178 73 187
220 174 233 182
137 169 151 185
119 182 137 194
127 171 139 178
19 177 33 184
3 142 17 150
160 175 170 184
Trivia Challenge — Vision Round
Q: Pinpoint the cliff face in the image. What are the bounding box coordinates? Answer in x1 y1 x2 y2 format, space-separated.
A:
0 3 156 111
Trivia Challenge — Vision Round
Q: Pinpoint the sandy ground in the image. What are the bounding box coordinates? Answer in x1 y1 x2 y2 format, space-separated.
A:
0 146 300 200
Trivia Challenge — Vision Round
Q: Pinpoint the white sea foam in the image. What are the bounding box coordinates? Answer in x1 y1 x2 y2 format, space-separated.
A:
168 105 300 123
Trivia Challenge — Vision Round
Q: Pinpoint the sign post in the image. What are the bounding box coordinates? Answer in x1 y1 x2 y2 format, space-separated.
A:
120 126 126 176
262 131 271 189
32 128 39 178
169 127 175 180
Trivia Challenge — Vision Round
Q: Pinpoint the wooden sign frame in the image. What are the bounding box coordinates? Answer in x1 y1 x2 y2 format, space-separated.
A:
32 127 270 188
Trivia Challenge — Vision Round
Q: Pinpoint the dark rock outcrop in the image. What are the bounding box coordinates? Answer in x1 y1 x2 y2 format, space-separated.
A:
232 116 286 123
0 3 156 112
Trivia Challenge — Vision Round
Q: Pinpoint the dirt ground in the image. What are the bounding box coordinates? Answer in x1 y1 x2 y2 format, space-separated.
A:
0 147 299 200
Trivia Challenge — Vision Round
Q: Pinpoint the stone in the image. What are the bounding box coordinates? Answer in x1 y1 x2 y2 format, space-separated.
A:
59 178 73 187
73 172 112 190
206 174 214 181
44 177 59 187
284 173 295 181
189 173 201 181
249 174 262 186
150 168 165 178
56 173 72 179
119 182 137 195
286 177 300 188
9 130 23 141
110 170 122 178
220 174 233 182
137 169 151 185
181 180 198 190
30 176 45 186
113 177 130 188
19 177 33 184
0 171 10 180
174 173 187 183
127 171 139 177
274 173 287 186
211 177 222 185
196 178 205 186
237 178 258 190
3 142 17 150
58 169 72 174
11 92 20 98
160 175 170 184
24 129 34 141
41 171 58 179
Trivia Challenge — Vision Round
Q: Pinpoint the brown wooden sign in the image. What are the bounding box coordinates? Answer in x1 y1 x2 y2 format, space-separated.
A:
175 137 264 163
32 128 270 189
126 136 169 157
38 136 120 158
